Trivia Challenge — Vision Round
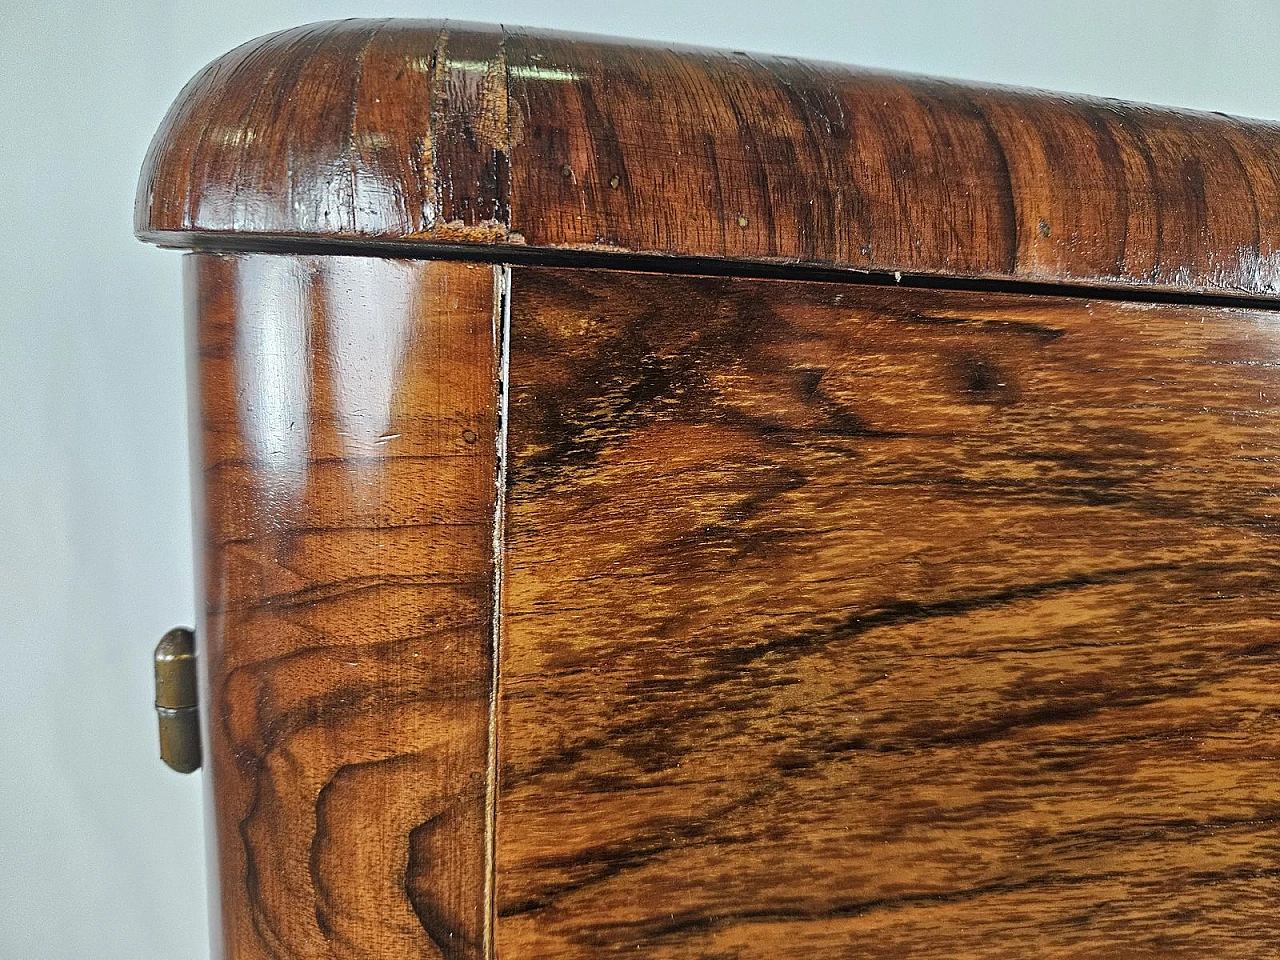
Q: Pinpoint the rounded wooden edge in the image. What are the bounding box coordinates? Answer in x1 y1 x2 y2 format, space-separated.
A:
137 18 1280 299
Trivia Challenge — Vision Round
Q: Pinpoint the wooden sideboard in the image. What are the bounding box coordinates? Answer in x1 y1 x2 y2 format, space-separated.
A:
139 19 1280 959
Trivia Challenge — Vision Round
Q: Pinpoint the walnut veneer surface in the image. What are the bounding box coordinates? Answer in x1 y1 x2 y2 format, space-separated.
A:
139 17 1280 960
496 267 1280 959
141 19 1280 298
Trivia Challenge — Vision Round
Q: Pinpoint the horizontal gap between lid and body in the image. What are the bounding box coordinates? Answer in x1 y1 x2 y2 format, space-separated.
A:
155 232 1280 312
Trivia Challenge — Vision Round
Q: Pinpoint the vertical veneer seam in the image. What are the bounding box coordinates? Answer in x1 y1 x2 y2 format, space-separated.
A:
484 263 513 960
484 32 516 955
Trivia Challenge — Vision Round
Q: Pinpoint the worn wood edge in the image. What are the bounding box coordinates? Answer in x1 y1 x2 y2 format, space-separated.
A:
136 18 1280 300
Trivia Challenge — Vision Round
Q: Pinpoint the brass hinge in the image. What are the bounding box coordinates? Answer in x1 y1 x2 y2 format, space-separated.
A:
154 627 202 774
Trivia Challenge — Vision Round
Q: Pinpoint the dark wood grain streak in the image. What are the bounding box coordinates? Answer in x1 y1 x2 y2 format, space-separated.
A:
495 267 1280 958
192 253 502 960
139 19 1280 299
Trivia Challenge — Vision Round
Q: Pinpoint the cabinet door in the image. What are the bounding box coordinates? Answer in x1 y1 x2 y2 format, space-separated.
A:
496 267 1280 958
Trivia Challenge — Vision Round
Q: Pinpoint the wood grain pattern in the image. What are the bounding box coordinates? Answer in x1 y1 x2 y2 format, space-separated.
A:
141 20 1280 958
192 253 503 960
495 266 1280 958
139 19 1280 298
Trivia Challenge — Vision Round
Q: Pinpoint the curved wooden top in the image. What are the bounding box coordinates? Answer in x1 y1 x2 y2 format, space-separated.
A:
138 18 1280 298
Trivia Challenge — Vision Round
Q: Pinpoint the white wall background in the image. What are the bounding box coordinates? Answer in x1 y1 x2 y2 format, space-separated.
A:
2 1 1278 957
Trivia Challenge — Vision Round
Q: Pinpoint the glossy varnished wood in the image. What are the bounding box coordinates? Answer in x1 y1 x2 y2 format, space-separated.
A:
140 17 1280 960
192 253 502 960
495 267 1280 958
140 19 1280 298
